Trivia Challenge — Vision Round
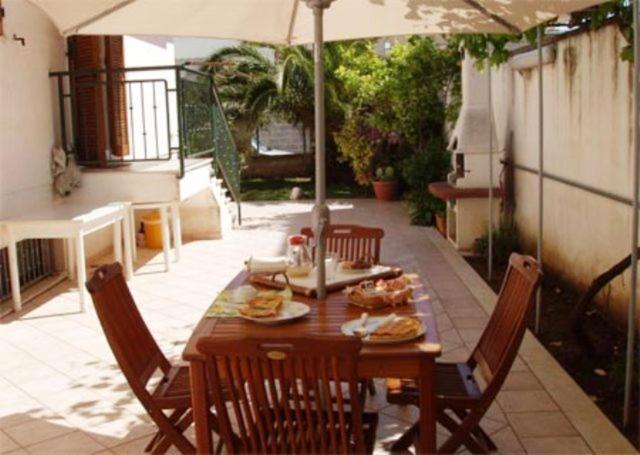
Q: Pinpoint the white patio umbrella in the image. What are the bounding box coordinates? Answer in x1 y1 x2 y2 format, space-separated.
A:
31 0 607 297
35 0 640 439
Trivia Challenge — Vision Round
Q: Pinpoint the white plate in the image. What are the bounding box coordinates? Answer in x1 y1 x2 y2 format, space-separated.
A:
240 301 310 325
341 316 426 344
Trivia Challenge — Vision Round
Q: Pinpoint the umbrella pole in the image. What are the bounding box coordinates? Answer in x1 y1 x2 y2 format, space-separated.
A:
308 0 332 299
624 0 640 430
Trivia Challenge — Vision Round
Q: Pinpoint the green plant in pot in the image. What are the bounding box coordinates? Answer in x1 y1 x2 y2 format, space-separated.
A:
372 165 399 201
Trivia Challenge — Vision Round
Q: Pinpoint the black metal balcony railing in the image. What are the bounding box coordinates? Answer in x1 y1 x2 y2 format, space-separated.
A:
49 64 241 221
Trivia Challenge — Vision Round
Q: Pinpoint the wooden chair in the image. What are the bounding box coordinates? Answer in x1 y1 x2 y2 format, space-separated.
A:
197 334 379 454
86 263 213 454
301 224 385 263
386 253 542 453
302 224 384 397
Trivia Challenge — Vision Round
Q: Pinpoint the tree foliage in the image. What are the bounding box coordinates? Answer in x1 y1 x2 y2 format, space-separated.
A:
453 0 633 67
334 36 460 225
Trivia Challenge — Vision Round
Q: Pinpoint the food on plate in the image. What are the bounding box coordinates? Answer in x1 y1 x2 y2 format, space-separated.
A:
344 276 412 309
340 257 373 271
239 294 284 318
286 263 313 278
369 316 422 341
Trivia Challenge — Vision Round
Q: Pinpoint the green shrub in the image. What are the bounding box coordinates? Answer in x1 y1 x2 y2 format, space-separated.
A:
400 140 451 226
474 221 519 264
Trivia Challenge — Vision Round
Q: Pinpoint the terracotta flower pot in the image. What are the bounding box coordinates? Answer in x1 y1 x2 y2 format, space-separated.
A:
435 213 447 237
372 180 398 201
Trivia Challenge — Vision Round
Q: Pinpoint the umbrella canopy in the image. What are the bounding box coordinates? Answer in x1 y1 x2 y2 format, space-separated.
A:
30 0 608 301
33 0 606 43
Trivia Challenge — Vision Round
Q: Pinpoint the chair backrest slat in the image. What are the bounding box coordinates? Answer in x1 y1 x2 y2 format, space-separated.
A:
471 254 542 389
197 335 365 454
86 263 169 400
301 224 385 264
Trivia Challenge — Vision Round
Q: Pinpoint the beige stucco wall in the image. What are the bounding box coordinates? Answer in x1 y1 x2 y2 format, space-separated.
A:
0 0 65 219
491 24 635 325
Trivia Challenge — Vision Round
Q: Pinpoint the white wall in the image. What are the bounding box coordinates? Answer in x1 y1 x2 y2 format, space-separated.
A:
491 24 635 325
0 0 65 219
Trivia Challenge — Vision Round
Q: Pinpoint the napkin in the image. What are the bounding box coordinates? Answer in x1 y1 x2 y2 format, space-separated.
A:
246 256 287 274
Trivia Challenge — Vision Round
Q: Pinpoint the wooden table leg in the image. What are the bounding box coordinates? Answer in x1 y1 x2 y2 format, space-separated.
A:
6 231 22 312
159 206 171 272
418 357 436 454
189 361 212 454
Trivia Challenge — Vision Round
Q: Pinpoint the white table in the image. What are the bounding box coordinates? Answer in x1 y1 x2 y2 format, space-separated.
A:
129 201 181 272
1 202 133 312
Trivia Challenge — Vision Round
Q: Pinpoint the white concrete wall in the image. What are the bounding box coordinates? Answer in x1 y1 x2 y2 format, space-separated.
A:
490 24 635 325
0 0 65 221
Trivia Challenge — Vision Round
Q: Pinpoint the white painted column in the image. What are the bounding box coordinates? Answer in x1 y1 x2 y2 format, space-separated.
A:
129 206 137 262
66 238 75 280
171 202 182 262
75 234 87 312
122 209 133 280
160 206 171 272
113 220 123 266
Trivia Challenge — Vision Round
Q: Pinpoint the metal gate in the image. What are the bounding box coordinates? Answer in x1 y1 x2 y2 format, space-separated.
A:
0 239 56 302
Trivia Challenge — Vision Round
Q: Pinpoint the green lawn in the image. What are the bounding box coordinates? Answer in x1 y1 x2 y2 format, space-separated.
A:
240 177 370 201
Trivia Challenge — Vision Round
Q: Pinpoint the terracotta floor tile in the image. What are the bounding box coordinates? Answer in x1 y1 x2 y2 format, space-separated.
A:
0 431 20 454
498 390 559 413
25 431 105 454
3 416 74 447
520 436 593 454
0 200 626 454
502 371 543 391
507 411 578 438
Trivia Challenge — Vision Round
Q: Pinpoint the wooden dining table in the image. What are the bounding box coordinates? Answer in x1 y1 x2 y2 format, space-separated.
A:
182 270 442 454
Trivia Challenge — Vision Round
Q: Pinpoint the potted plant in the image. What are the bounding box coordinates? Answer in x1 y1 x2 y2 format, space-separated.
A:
372 166 399 201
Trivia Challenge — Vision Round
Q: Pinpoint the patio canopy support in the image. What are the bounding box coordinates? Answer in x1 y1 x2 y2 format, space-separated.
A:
536 25 544 334
624 0 640 430
488 50 494 283
307 0 333 300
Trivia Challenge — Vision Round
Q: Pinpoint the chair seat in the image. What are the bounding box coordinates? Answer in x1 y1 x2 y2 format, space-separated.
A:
153 365 194 408
386 362 481 408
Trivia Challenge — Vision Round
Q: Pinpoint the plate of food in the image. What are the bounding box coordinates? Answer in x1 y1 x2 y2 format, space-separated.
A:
341 313 425 344
239 292 310 324
339 257 374 274
344 276 412 309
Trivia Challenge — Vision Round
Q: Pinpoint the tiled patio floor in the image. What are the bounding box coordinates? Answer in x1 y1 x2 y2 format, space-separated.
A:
0 200 635 454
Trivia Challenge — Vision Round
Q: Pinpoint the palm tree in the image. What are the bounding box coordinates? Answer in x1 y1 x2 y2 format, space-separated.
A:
202 45 278 156
203 42 349 158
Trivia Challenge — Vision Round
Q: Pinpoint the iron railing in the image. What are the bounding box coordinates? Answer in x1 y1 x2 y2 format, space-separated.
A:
0 239 55 302
180 67 242 215
49 64 241 221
